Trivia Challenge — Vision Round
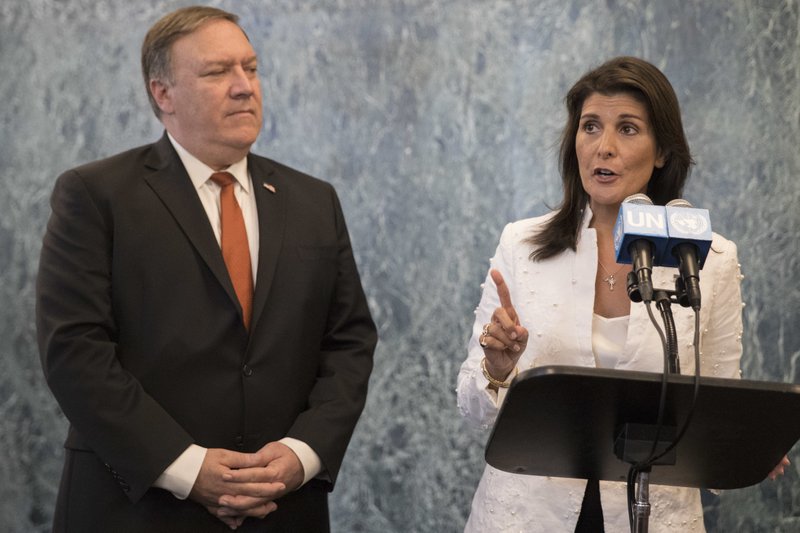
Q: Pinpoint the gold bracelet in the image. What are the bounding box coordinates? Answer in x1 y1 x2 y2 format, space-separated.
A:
481 358 518 389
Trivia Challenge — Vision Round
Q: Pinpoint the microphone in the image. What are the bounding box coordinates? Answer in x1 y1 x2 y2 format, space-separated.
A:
613 194 669 303
664 199 713 311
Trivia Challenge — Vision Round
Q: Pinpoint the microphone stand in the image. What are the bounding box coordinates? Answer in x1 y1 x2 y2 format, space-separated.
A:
625 275 689 533
654 289 680 375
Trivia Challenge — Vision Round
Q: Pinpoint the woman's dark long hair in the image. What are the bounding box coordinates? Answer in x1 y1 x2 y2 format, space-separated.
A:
527 56 694 261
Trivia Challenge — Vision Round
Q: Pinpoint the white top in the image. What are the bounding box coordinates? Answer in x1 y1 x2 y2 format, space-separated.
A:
457 206 744 532
592 313 630 368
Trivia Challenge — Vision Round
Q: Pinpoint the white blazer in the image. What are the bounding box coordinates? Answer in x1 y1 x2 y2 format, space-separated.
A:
458 207 743 532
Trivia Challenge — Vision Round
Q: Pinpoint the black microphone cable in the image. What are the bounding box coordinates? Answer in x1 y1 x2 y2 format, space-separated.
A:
626 308 702 532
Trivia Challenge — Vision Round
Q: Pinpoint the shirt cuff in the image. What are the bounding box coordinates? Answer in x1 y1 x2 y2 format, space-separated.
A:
152 444 207 500
279 437 323 485
481 374 510 408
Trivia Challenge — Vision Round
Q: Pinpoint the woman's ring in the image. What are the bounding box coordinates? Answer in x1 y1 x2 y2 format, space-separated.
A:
479 323 491 348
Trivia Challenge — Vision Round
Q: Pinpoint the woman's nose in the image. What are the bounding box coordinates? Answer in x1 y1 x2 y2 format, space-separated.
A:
597 131 616 158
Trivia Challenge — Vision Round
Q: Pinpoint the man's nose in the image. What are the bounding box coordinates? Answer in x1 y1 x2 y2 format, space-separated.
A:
230 67 257 97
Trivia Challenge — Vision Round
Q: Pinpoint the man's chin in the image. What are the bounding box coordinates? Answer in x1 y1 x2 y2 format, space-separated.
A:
225 130 261 150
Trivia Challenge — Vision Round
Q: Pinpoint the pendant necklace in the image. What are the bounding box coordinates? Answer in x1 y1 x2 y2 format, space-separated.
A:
598 261 626 291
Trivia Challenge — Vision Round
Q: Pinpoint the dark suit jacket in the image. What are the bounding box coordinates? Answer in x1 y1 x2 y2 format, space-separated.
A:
36 134 377 532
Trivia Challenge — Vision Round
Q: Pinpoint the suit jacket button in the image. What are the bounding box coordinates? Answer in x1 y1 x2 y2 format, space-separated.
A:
242 364 253 377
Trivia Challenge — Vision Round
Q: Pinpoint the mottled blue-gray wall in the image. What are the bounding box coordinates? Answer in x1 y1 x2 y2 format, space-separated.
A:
2 0 798 531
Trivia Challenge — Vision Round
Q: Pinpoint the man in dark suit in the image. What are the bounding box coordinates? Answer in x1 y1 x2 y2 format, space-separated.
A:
35 6 376 532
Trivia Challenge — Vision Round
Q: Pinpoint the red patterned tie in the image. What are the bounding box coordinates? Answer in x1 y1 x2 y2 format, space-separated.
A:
210 172 253 329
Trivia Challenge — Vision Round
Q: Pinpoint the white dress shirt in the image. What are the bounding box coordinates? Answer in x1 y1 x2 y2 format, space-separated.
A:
458 206 743 532
152 134 322 499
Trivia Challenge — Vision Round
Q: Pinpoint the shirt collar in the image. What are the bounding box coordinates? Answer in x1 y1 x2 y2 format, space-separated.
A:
167 133 250 193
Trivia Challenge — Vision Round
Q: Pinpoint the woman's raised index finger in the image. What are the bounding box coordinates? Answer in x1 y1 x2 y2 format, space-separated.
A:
490 269 515 312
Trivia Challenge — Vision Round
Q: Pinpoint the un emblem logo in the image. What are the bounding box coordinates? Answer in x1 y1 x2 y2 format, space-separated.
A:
669 211 708 235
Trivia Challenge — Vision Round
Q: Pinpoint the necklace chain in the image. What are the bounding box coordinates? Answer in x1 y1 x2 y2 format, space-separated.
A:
598 261 625 291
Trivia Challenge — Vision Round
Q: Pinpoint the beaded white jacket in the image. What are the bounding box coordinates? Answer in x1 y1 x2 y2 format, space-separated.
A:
457 207 744 533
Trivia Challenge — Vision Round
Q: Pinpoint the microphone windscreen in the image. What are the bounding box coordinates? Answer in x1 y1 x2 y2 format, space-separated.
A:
666 198 692 209
624 193 654 205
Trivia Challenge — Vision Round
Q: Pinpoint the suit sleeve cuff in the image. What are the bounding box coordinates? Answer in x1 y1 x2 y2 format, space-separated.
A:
279 437 323 486
152 444 207 500
480 373 510 407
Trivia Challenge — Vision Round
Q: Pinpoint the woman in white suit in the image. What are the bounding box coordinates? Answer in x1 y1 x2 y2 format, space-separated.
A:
457 56 785 532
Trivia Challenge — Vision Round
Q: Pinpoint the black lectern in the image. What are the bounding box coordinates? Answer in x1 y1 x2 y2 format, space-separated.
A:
486 365 800 488
485 365 800 530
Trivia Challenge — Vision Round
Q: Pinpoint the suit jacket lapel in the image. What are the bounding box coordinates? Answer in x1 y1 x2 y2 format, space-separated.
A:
249 156 288 331
142 135 241 313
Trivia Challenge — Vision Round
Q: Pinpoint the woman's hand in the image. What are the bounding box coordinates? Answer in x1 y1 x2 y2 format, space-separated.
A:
768 455 790 481
479 269 529 382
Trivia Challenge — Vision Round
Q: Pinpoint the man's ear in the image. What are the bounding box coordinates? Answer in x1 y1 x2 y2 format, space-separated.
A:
149 79 174 115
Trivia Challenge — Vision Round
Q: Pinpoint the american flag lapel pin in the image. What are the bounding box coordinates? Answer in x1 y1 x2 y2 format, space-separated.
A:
263 182 277 194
